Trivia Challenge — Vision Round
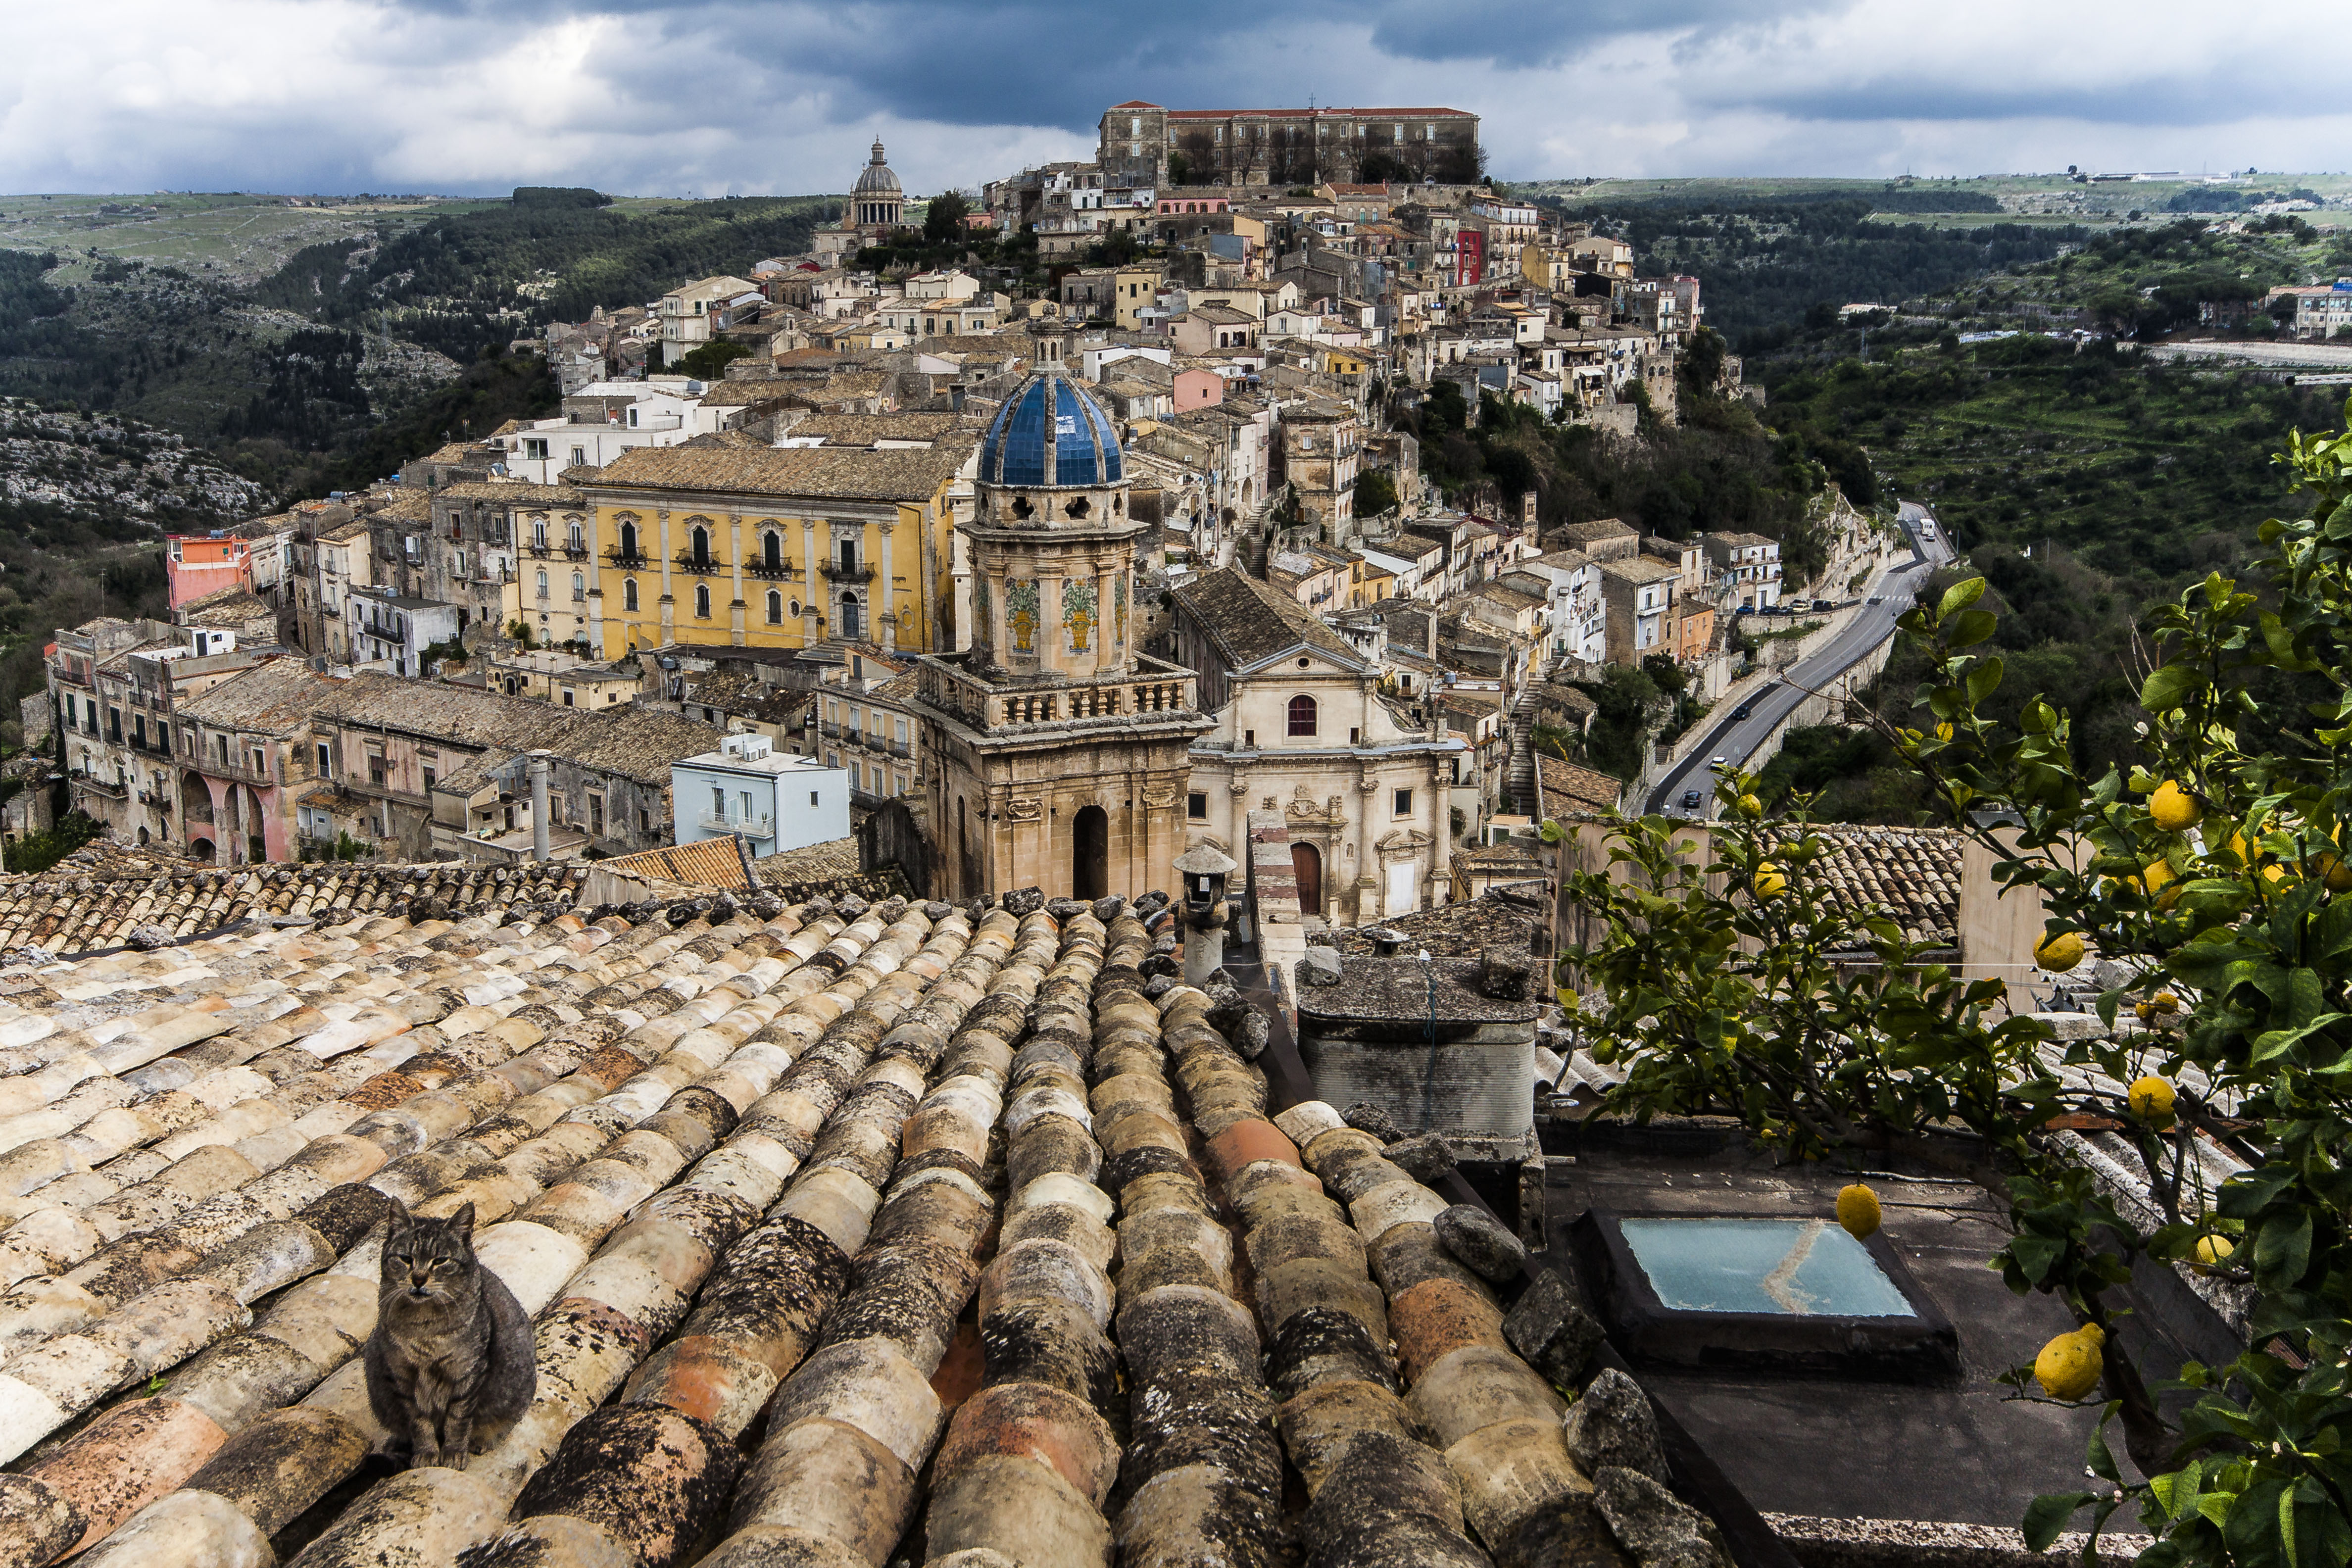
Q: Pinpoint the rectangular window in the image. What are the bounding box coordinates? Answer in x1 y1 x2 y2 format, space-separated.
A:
810 790 820 807
712 785 726 818
317 742 330 774
1394 787 1414 817
590 795 604 835
523 438 548 460
1188 791 1208 820
422 767 436 792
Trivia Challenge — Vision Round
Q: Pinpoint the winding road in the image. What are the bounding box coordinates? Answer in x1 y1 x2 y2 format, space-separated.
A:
1642 501 1955 816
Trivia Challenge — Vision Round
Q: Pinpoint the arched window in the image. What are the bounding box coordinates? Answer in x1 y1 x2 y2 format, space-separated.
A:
766 589 783 624
619 520 638 557
535 569 548 599
690 525 710 567
623 578 638 611
567 519 583 548
1288 694 1318 737
570 572 585 601
695 584 711 619
763 531 783 569
532 519 546 548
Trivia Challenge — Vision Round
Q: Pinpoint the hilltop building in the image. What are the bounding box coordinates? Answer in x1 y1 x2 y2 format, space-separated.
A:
1098 100 1480 188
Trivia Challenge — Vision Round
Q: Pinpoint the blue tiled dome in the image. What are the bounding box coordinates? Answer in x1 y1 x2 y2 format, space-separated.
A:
979 370 1123 489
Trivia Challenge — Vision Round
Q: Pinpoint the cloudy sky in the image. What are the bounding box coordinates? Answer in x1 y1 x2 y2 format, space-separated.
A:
1 0 2342 196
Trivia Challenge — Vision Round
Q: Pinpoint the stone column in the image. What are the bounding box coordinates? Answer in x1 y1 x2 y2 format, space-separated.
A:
801 520 819 646
728 514 746 645
529 752 552 862
878 518 896 650
657 509 675 642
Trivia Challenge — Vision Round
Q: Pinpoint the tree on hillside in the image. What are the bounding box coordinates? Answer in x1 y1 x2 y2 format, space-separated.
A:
922 191 972 246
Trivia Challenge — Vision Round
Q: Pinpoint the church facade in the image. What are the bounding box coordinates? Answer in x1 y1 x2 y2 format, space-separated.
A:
914 370 1212 902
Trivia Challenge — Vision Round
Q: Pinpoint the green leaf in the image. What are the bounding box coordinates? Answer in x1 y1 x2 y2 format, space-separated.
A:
2200 1490 2237 1528
1966 657 2005 705
2024 1493 2095 1552
2255 1209 2313 1289
2009 1230 2063 1285
1939 577 1988 620
1946 610 1998 648
2141 662 2200 714
2087 1422 2120 1483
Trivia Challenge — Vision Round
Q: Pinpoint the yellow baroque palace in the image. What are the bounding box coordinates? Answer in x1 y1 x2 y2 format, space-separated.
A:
572 443 975 660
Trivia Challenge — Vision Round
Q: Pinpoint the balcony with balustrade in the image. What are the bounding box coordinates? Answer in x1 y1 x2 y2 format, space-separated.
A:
915 652 1200 736
697 810 775 839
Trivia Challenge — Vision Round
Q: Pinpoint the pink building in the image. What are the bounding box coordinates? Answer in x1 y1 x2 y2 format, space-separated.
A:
166 534 257 609
1174 368 1227 412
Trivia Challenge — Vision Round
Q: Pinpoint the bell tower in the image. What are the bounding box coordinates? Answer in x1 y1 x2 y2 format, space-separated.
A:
916 369 1211 902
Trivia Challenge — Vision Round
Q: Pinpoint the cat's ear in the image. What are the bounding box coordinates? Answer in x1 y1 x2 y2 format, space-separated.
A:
382 1195 412 1237
447 1202 477 1241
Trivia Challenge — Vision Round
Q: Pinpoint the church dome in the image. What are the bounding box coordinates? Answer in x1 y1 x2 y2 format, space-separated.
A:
853 139 902 197
979 369 1123 489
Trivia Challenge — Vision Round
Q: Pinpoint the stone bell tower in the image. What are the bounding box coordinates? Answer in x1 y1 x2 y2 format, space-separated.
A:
915 369 1211 902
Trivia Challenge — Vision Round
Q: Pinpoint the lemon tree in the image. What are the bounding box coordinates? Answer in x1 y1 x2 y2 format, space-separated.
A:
1555 399 2352 1568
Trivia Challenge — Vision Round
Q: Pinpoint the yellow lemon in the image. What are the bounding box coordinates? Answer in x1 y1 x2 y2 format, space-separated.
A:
2322 854 2352 893
2034 931 2085 972
1755 862 1787 898
2034 1324 2106 1401
2263 862 2295 888
2194 1235 2235 1268
2133 1001 2155 1024
2128 1075 2176 1124
2150 781 2202 832
2153 991 2180 1015
1738 794 1763 819
2141 859 2176 894
1837 1183 1882 1240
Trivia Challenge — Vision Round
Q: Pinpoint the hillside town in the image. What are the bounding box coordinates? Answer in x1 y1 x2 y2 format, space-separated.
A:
0 90 2308 1568
24 100 1909 951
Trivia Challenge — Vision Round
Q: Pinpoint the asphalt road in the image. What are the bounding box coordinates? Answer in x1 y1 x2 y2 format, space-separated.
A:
1642 501 1955 816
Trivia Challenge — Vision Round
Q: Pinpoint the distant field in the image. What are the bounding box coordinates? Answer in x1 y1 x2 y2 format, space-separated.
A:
0 193 490 282
1518 172 2352 229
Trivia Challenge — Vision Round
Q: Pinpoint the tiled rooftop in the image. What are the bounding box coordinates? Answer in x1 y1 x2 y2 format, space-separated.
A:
0 878 1708 1568
1780 823 1965 948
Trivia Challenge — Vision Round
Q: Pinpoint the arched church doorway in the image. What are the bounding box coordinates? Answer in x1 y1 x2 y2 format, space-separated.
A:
1072 805 1109 901
1292 842 1323 918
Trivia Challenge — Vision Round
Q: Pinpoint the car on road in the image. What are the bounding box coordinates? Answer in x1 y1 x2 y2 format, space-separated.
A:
1680 789 1704 811
1867 595 1883 604
1710 756 1728 771
1811 598 1833 611
1732 703 1751 720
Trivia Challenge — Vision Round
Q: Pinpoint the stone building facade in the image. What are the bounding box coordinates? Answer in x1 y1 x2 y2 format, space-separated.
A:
1165 567 1463 925
916 370 1211 901
1098 100 1481 188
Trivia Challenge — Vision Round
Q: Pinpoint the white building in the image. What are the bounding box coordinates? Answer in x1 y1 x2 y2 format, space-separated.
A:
491 380 731 484
1701 532 1784 611
348 591 461 679
658 275 759 366
1508 551 1609 669
672 732 848 854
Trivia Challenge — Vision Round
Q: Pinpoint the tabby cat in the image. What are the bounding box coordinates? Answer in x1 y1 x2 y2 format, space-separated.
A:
363 1198 536 1470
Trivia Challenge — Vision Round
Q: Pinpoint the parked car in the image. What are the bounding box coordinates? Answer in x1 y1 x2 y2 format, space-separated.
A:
1811 598 1834 611
1680 789 1704 811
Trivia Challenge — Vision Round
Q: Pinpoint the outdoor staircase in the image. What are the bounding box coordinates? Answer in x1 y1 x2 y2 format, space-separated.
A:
1506 680 1540 813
